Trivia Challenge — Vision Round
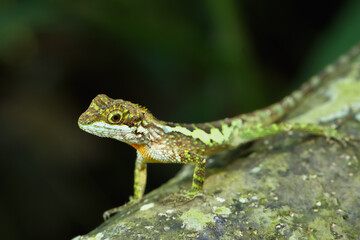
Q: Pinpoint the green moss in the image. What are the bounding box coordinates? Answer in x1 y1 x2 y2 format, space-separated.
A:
291 69 360 123
180 209 214 231
212 206 231 216
74 47 360 240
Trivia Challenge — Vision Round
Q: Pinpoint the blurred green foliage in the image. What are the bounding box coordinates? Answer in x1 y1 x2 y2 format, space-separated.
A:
0 1 359 240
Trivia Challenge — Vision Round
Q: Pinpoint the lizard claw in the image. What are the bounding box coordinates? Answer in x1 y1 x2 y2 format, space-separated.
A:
103 206 125 220
103 211 112 221
103 197 140 220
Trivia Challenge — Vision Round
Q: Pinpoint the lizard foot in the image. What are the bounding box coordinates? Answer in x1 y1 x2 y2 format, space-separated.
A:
327 133 359 148
103 197 140 220
326 111 360 147
162 190 205 205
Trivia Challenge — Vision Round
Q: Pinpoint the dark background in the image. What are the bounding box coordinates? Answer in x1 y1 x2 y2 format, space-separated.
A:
1 1 360 239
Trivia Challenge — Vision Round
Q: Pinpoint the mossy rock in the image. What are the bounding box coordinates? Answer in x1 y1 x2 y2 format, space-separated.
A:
73 46 360 240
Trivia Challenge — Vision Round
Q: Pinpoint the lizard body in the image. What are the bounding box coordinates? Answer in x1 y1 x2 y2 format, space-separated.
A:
78 43 360 217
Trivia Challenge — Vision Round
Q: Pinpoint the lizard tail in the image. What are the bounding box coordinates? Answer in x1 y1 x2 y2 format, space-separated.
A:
239 42 360 124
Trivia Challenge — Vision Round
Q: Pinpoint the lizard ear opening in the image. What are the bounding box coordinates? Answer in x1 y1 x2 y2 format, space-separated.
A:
108 111 123 124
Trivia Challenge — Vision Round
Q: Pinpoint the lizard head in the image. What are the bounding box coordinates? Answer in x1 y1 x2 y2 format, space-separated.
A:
78 94 155 144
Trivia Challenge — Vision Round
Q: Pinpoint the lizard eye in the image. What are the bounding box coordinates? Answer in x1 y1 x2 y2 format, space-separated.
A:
108 111 123 123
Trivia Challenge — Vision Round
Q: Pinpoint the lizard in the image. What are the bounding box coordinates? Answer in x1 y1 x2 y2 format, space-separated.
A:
78 43 360 219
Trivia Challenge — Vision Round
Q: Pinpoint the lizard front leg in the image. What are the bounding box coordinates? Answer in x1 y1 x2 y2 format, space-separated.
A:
133 151 147 201
103 151 147 220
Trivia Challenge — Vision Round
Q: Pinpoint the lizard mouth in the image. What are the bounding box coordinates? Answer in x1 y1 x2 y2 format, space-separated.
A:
78 121 137 140
78 122 110 137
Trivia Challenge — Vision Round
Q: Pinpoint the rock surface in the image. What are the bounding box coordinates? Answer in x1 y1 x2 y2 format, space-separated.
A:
73 47 360 240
